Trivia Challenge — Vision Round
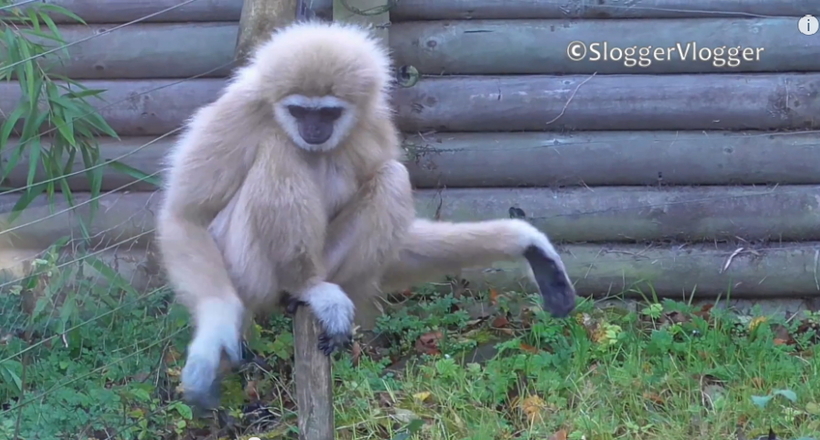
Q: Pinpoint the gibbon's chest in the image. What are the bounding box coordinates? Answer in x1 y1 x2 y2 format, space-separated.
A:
306 156 359 218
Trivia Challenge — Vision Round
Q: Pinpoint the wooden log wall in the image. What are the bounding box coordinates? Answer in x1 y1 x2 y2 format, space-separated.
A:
2 0 820 300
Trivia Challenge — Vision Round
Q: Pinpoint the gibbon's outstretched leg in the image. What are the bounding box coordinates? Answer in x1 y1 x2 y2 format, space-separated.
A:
380 218 577 318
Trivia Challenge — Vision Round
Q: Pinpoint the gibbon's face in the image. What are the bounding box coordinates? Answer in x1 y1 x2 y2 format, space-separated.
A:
274 94 358 153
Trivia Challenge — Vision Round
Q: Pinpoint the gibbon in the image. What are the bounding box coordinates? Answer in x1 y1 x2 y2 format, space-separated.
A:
155 20 577 411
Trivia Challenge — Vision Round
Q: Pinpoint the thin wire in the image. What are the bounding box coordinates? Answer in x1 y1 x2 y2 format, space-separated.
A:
0 0 37 11
0 0 204 74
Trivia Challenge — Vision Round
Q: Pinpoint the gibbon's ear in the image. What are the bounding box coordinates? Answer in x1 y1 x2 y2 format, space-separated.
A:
523 245 576 318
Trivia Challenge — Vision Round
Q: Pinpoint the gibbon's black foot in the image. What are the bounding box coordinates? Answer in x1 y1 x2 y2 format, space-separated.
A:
523 245 577 318
317 330 353 356
280 291 307 316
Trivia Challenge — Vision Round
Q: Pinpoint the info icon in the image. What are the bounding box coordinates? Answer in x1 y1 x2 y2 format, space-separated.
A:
798 15 818 36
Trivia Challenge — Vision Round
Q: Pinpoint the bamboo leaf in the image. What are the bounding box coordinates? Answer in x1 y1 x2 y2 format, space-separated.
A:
106 160 162 188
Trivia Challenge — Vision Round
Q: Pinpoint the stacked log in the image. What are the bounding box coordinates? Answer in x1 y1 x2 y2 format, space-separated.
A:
2 0 820 299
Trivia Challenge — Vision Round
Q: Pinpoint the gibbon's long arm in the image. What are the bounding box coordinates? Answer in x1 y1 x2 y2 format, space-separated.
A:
380 218 576 318
322 159 415 287
156 100 258 409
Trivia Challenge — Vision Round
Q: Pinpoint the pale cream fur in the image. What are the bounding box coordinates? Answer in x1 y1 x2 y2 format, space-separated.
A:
155 20 575 410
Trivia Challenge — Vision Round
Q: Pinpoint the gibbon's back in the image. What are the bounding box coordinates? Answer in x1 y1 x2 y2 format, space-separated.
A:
245 20 393 108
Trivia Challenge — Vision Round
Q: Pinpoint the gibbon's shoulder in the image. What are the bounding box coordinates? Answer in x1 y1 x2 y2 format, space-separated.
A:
242 20 393 104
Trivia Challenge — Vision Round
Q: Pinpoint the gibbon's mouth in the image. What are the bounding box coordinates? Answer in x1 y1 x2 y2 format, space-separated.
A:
522 245 576 318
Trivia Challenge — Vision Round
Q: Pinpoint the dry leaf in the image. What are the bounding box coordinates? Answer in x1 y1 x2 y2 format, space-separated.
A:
415 331 443 355
550 429 568 440
491 315 510 328
245 380 260 401
377 392 394 408
749 316 768 331
519 343 539 354
519 395 546 423
751 377 765 388
643 391 665 405
413 391 432 402
489 288 500 305
694 304 714 319
164 346 181 364
351 341 363 364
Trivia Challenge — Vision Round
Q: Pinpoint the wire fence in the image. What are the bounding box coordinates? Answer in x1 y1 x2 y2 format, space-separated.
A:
1 1 820 439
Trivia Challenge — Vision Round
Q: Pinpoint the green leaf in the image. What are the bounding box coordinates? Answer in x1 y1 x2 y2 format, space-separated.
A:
107 160 162 188
0 104 26 147
38 4 87 25
26 136 41 187
84 256 140 297
8 181 47 218
752 395 773 408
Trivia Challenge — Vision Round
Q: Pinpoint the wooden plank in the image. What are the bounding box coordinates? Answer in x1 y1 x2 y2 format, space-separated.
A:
0 192 158 251
13 0 244 23
332 0 391 331
18 23 237 79
293 307 335 440
413 186 820 243
403 131 820 187
333 0 390 41
233 1 332 438
2 136 168 192
6 131 820 192
4 73 818 135
6 184 820 251
235 0 297 62
4 192 820 299
0 79 225 137
390 0 820 20
393 73 820 132
456 242 820 299
391 18 820 74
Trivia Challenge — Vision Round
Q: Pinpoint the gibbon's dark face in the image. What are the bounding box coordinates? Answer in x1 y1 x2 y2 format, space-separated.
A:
288 104 343 145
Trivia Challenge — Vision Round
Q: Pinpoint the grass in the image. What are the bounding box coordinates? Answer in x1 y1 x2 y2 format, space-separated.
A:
2 276 820 440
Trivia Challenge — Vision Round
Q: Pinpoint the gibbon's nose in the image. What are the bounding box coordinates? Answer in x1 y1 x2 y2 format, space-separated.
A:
300 123 333 145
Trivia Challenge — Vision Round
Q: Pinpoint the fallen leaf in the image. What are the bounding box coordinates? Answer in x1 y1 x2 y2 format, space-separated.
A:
491 315 510 328
550 429 568 440
751 377 765 388
415 331 443 356
749 316 768 331
519 395 546 423
244 380 260 401
694 304 714 319
519 343 539 354
350 341 363 365
643 391 665 405
489 289 500 305
661 310 690 325
413 391 432 402
164 346 181 364
377 392 394 408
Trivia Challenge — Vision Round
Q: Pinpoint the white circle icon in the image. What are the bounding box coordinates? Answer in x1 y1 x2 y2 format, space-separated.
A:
798 15 818 36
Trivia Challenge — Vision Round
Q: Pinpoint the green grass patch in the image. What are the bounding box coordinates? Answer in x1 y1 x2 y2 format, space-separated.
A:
2 283 820 440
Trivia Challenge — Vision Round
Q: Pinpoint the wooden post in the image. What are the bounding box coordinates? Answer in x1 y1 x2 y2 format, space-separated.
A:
235 0 297 62
331 0 392 333
234 1 335 439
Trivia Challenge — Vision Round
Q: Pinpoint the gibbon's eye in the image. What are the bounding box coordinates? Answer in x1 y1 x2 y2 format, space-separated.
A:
287 105 308 118
318 107 343 121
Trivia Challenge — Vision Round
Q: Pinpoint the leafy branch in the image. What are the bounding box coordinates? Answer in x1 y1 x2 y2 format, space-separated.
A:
0 0 119 235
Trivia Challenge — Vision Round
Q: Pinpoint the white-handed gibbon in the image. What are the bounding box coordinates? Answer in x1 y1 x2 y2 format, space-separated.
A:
155 20 577 411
